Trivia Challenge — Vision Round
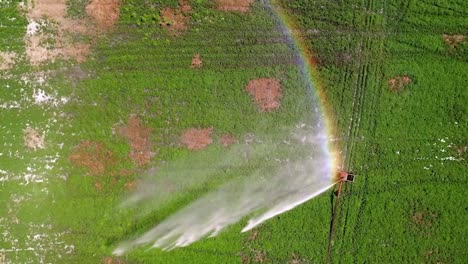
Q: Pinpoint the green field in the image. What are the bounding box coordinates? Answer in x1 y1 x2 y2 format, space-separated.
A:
0 0 467 263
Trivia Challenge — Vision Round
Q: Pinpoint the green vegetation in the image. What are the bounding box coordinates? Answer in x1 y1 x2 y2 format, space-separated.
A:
282 0 467 262
0 0 466 263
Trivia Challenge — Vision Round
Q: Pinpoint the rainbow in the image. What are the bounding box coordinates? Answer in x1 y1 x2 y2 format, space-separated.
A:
266 0 340 180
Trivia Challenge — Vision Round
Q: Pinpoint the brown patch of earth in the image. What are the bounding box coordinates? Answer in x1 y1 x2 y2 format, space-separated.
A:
238 247 267 263
23 127 45 150
245 78 281 112
160 0 192 35
69 140 116 176
0 51 16 70
23 0 90 65
411 211 438 229
102 256 126 264
22 0 120 65
69 141 132 189
181 127 213 150
288 253 309 264
219 134 237 147
214 0 254 12
86 0 121 29
388 75 412 92
253 249 267 263
443 34 465 49
246 229 259 242
117 115 154 166
123 180 137 191
191 53 203 68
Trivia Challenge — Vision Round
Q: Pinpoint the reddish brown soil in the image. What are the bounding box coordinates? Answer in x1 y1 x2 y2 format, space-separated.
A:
69 140 135 190
411 211 438 228
245 78 282 112
246 229 259 242
191 53 203 68
69 141 116 176
214 0 254 12
123 180 137 191
219 134 237 147
102 256 126 264
442 34 465 49
181 127 213 150
23 0 120 65
388 75 412 92
86 0 121 29
180 0 192 14
160 0 192 34
118 116 153 166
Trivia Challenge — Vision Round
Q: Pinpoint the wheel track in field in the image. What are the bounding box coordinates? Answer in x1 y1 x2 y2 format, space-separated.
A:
345 0 387 262
330 0 386 262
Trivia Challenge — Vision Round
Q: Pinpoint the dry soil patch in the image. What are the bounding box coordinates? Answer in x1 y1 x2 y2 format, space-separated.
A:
22 0 120 65
191 53 203 68
181 127 213 150
23 127 45 150
443 34 465 49
219 134 237 147
0 51 17 70
69 140 116 176
86 0 121 29
388 75 412 92
117 115 154 166
245 78 281 112
160 0 192 35
214 0 254 12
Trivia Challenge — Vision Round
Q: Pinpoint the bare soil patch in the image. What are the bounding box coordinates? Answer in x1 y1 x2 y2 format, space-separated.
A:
23 0 90 65
0 51 16 70
288 253 309 264
191 53 203 68
181 127 213 150
219 134 237 147
160 0 192 35
69 141 117 176
69 140 134 189
246 229 259 242
411 210 439 235
102 256 126 264
214 0 254 12
245 78 282 112
86 0 121 29
388 75 412 92
117 115 154 166
443 34 465 49
22 0 120 65
23 127 45 150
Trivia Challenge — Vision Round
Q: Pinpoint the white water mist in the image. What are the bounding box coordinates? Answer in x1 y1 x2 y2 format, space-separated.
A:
114 124 333 255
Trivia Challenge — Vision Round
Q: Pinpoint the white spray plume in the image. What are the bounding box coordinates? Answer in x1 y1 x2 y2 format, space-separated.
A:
114 124 334 255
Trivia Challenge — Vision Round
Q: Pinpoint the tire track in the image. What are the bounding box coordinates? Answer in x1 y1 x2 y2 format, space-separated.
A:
331 0 386 262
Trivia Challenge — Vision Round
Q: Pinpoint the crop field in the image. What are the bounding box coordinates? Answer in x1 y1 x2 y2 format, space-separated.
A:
0 0 466 263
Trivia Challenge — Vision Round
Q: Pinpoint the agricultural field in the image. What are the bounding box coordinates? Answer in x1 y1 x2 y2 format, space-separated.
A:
0 0 466 263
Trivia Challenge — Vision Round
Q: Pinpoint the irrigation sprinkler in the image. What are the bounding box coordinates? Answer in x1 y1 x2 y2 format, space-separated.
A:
326 171 355 263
